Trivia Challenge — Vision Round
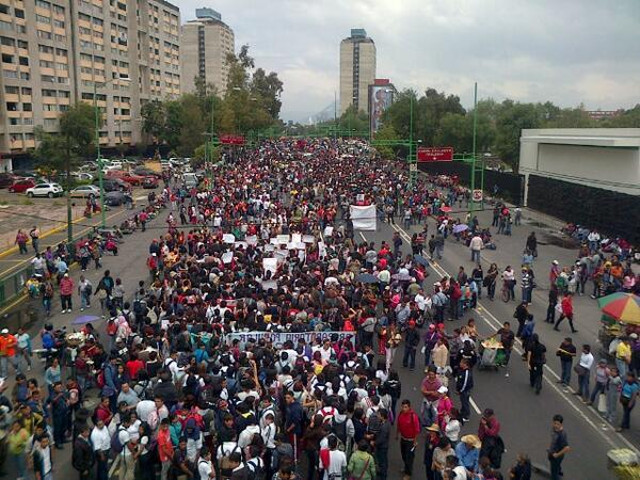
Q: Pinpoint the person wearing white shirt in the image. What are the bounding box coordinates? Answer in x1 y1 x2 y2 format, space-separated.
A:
577 344 595 402
261 414 277 449
469 235 484 263
322 435 347 480
216 440 240 462
91 420 112 480
238 423 261 449
198 449 216 479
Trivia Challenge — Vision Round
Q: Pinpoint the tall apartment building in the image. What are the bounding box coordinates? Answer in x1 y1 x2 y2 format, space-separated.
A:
180 7 234 96
339 28 376 116
0 0 180 159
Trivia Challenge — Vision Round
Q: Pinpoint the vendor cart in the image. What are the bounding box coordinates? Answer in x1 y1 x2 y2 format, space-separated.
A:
478 339 505 370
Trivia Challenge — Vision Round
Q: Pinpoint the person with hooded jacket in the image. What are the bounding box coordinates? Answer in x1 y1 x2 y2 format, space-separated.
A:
527 334 547 395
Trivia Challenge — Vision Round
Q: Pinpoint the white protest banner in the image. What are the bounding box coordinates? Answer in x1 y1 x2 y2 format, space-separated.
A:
222 252 234 264
263 258 278 275
246 235 258 246
275 249 289 258
295 241 306 249
234 241 248 249
323 226 334 237
260 280 278 291
291 233 302 244
276 234 290 244
318 241 327 259
350 204 377 231
303 235 315 243
224 330 354 346
264 244 275 252
222 233 236 244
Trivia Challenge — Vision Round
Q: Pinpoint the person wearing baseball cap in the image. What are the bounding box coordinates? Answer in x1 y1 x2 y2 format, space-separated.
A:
0 328 18 378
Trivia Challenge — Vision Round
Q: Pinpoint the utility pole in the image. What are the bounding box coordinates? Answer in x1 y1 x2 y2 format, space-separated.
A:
470 82 484 214
334 91 337 140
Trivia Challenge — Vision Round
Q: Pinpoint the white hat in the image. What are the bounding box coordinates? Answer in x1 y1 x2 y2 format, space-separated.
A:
0 329 8 334
630 333 638 340
437 385 448 394
552 260 559 265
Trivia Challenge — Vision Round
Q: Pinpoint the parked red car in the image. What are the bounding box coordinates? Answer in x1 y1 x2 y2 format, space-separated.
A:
8 178 36 193
142 176 159 189
107 170 144 186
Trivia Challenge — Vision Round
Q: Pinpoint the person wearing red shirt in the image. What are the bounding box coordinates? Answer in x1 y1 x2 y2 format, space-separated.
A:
158 418 174 480
93 396 113 425
478 408 503 469
59 272 74 313
395 399 421 480
126 353 145 380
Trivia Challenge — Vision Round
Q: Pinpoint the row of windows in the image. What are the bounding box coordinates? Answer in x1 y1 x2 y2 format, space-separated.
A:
80 53 105 64
1 54 29 66
41 89 71 98
42 104 70 112
2 70 30 80
0 37 28 49
78 13 104 27
0 4 25 18
35 15 65 29
38 45 69 60
6 102 32 112
4 86 32 95
41 75 69 84
37 30 66 42
8 117 34 126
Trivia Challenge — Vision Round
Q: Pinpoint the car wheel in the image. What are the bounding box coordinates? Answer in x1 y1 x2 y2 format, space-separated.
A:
27 192 34 198
47 192 54 198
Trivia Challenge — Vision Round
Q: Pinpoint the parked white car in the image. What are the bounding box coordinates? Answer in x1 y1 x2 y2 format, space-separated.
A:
69 185 101 198
71 172 94 181
26 182 64 198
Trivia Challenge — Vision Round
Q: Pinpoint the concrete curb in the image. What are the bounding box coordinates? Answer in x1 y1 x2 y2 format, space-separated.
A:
0 211 86 259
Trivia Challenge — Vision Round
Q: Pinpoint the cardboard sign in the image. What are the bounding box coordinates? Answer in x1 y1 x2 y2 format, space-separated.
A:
222 252 234 264
263 258 278 274
323 226 333 237
276 234 290 244
222 234 235 244
291 233 302 244
303 235 315 243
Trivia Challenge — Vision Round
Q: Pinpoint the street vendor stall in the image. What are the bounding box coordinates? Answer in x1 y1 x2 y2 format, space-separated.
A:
597 293 640 358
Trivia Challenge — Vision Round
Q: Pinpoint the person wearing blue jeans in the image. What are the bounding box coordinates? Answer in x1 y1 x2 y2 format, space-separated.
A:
548 414 570 480
402 321 420 371
556 337 576 386
576 345 594 402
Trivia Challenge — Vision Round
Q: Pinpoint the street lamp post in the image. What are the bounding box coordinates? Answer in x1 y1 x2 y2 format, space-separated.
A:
93 76 130 227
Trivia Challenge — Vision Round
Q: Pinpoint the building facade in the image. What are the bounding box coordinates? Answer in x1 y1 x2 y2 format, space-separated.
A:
0 0 180 159
339 28 376 116
180 7 234 96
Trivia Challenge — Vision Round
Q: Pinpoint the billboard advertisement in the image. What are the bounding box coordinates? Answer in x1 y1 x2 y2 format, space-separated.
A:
369 85 394 133
219 134 245 146
417 146 454 162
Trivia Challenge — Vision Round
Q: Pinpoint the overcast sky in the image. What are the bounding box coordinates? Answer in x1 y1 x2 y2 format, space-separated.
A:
180 0 640 122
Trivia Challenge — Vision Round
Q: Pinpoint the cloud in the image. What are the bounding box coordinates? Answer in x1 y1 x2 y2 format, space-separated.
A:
179 0 640 121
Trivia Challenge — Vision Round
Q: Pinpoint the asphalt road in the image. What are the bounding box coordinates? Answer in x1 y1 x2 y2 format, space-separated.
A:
2 194 636 480
365 200 638 480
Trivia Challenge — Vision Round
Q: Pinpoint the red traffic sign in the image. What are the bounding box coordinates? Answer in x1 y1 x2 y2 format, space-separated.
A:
417 146 454 162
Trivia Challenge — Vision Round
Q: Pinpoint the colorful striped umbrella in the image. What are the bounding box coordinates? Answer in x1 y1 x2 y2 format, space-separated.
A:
597 293 640 325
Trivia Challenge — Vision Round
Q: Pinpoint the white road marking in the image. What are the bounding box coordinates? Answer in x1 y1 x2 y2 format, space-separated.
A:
469 397 482 415
392 222 639 454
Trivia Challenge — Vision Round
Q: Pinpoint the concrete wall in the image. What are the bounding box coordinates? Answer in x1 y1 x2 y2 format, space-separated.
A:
520 129 640 205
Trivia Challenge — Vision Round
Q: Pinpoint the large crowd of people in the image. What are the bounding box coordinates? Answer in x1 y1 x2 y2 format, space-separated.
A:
0 137 637 480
